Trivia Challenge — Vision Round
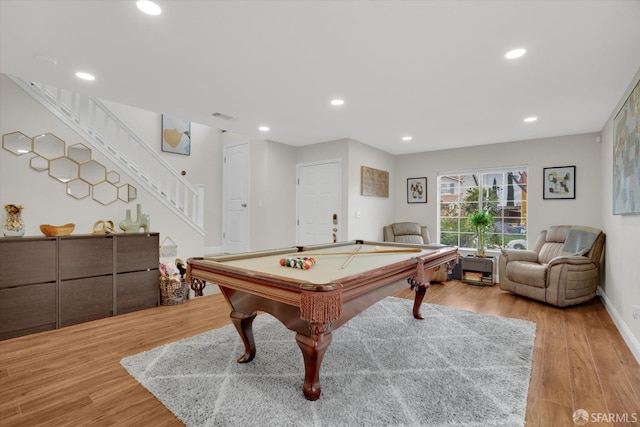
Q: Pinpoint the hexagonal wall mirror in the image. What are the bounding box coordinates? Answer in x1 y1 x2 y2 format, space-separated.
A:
2 131 32 155
92 181 118 205
30 156 49 172
49 157 79 183
68 143 91 163
66 178 91 199
118 184 137 202
107 171 120 184
79 160 106 185
33 133 65 160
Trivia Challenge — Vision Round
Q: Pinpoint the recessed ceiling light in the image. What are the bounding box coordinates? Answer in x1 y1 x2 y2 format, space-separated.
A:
330 99 344 106
402 136 412 141
75 72 95 81
137 0 162 15
505 48 526 59
258 126 269 132
524 116 538 122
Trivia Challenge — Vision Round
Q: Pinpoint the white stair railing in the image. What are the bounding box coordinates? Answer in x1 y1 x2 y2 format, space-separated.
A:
9 75 205 235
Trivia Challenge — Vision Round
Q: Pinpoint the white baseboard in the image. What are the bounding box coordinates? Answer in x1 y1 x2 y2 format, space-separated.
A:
597 287 640 364
204 246 222 256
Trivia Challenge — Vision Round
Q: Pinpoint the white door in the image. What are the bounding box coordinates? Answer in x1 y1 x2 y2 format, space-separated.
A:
297 160 342 245
223 141 249 253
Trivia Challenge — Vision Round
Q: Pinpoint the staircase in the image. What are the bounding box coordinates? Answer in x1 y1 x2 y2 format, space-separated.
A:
9 75 205 235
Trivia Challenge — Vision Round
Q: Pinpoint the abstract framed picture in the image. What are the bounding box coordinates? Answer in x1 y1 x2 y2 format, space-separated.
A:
361 166 389 197
613 78 640 215
543 166 575 199
162 115 191 155
407 177 427 203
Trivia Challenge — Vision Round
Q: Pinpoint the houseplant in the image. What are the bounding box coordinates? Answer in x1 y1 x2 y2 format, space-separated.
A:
467 208 493 257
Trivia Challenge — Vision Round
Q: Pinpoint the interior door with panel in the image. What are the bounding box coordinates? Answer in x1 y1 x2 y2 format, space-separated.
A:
297 160 342 245
222 141 250 253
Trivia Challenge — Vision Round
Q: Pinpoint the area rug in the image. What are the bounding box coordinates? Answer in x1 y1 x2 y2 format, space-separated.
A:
121 297 536 427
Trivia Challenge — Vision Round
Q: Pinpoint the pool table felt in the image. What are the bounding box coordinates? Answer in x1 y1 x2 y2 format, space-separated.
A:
206 243 437 285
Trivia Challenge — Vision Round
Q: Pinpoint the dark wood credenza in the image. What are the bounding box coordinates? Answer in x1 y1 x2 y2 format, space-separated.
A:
0 232 159 340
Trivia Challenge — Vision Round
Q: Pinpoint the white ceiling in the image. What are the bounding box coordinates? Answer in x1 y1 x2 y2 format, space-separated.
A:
1 0 640 155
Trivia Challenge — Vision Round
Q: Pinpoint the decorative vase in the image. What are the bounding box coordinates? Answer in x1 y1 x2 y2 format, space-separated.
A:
119 204 150 233
3 204 25 237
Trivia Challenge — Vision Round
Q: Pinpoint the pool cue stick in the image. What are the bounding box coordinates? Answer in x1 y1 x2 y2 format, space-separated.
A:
291 248 423 256
341 244 362 269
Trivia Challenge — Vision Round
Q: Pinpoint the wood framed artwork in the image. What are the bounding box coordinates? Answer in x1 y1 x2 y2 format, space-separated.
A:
543 166 575 199
361 166 389 197
162 115 191 155
613 78 640 215
407 177 427 203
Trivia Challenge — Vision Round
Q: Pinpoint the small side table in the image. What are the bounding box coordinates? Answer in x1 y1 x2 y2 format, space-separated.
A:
461 256 494 286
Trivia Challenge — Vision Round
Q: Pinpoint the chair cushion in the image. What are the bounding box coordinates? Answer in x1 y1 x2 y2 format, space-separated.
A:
390 222 424 244
537 242 564 264
506 261 547 288
546 226 571 242
394 235 425 244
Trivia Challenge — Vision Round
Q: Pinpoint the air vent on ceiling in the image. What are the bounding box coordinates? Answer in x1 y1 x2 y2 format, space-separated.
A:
211 112 235 121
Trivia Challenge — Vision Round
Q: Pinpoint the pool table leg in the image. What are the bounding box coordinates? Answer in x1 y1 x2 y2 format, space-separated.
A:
412 284 429 320
230 310 258 363
295 331 333 401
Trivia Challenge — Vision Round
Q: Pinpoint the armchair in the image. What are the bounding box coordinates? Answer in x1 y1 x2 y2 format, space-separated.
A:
383 222 447 282
499 225 605 307
383 222 431 244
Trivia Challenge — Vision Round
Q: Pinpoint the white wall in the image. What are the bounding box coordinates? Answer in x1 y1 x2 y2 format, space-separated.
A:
249 139 297 251
221 132 298 251
394 133 604 249
600 67 640 360
347 139 397 241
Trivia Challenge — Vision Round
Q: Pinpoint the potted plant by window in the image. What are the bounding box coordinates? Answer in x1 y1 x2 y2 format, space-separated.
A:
467 209 493 257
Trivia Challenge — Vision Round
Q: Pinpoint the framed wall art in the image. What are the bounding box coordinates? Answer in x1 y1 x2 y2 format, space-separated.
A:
162 115 191 155
613 78 640 215
543 166 575 199
361 166 389 197
407 177 427 203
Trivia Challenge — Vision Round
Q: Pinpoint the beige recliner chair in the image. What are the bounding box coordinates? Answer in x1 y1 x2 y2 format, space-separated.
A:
499 225 605 307
383 222 447 282
383 222 431 245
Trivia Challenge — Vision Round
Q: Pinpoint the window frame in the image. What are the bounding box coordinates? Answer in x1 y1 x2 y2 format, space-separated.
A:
437 166 528 251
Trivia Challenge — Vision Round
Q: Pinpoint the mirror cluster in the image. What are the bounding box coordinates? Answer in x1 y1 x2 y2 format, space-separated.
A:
2 131 137 205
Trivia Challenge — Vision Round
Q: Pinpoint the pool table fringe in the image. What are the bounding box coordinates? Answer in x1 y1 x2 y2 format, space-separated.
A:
300 289 343 323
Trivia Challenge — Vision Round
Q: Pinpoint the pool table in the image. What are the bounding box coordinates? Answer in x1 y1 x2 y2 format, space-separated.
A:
187 240 458 400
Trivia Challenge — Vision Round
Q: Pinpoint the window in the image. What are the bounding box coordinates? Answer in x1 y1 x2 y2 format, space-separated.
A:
438 167 528 250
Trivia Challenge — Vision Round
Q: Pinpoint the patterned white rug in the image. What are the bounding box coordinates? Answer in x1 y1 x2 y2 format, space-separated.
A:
121 297 536 426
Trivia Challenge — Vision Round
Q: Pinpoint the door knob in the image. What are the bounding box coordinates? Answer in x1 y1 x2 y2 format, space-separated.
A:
332 228 338 232
241 203 247 207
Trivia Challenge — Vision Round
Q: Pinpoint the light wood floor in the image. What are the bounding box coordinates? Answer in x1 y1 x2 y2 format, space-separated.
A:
1 281 639 427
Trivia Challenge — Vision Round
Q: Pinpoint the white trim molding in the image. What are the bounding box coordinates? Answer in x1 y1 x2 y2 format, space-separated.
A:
597 287 640 364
